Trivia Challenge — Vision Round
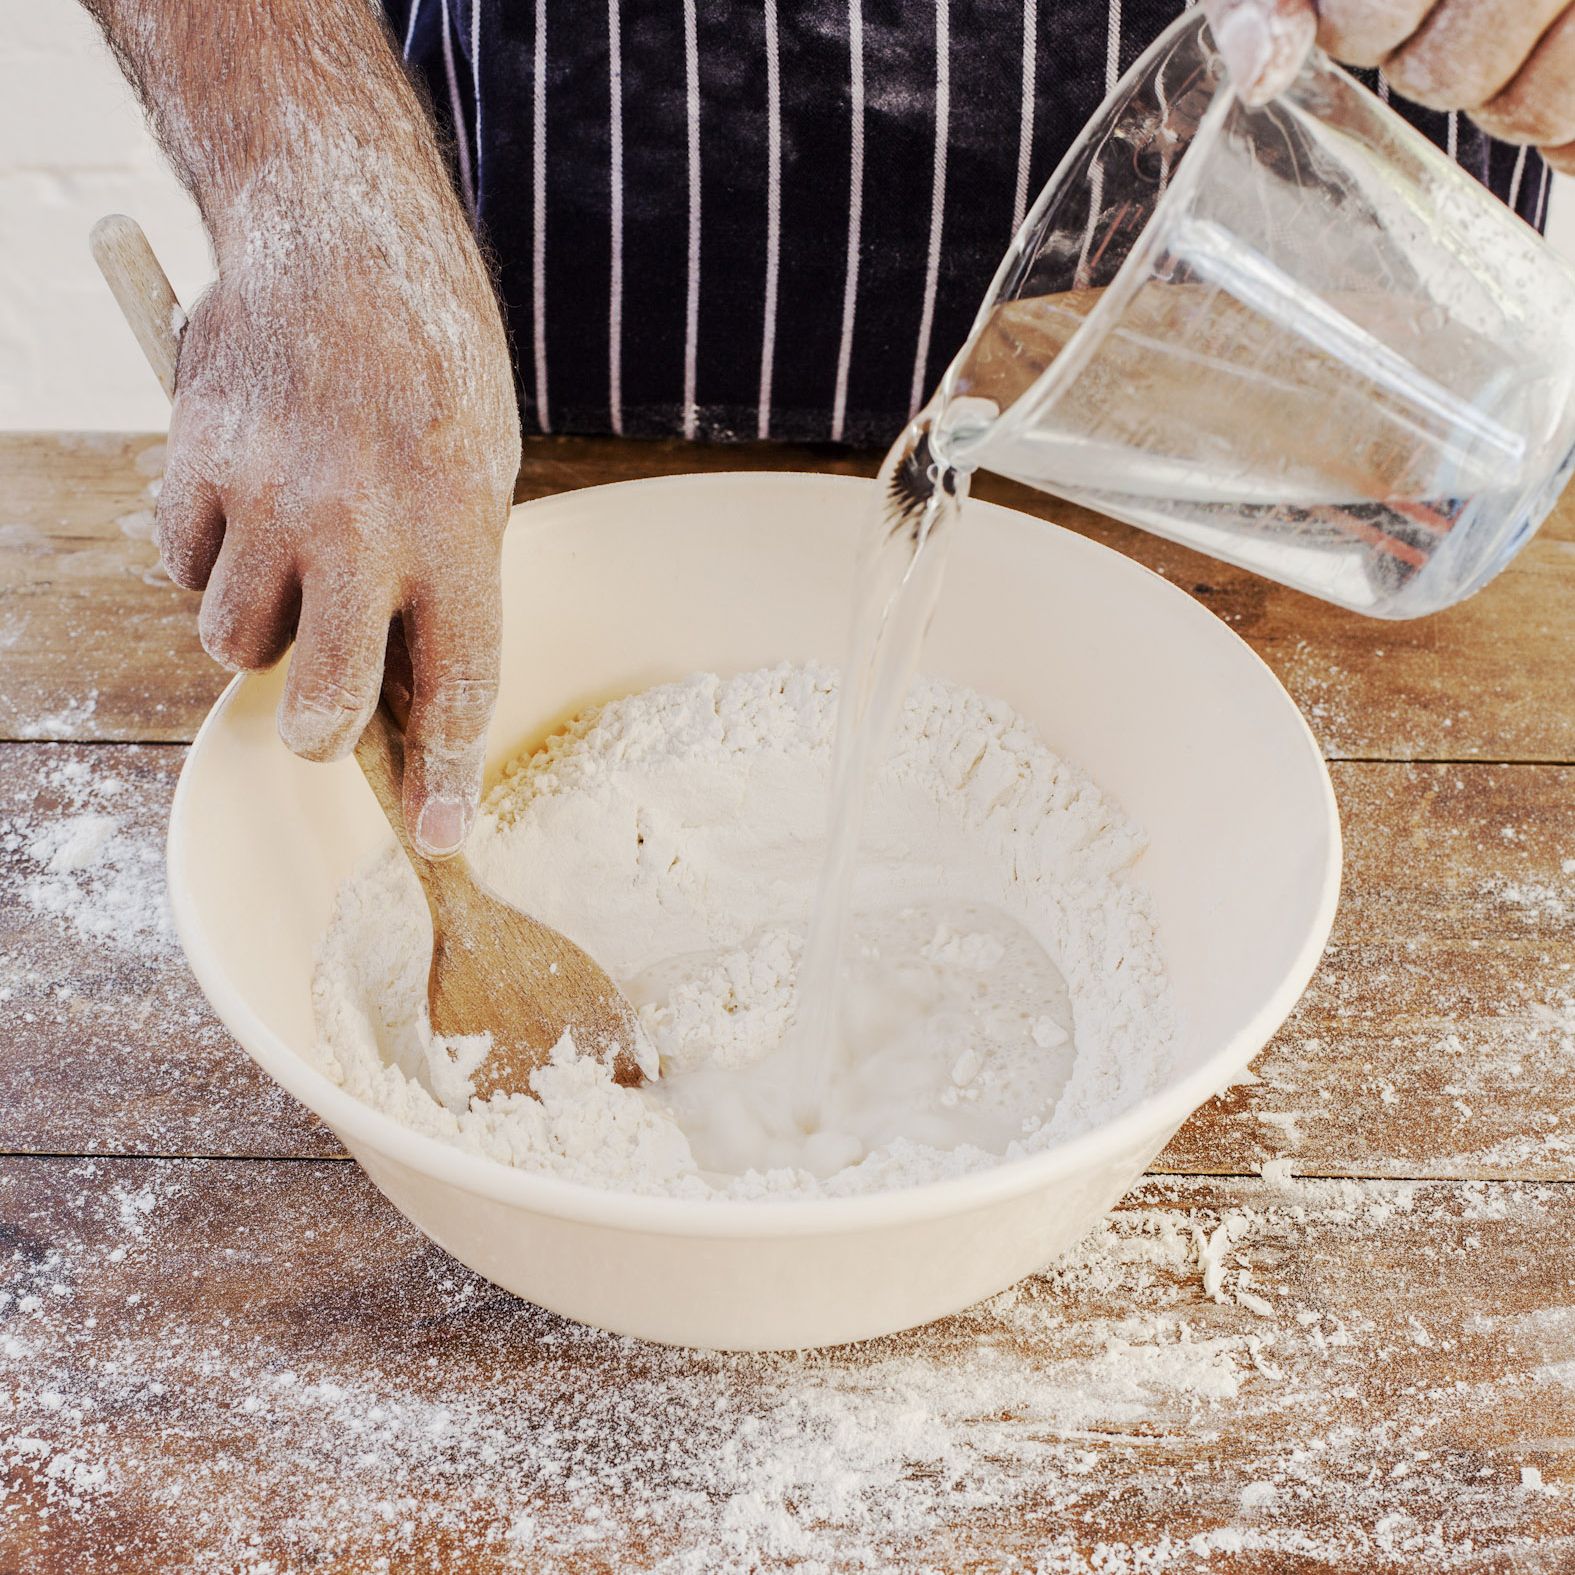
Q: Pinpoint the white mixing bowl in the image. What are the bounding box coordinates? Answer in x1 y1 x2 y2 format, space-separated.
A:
168 472 1339 1350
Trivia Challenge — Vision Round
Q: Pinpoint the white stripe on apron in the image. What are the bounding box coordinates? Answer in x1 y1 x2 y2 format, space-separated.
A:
1011 0 1037 234
608 0 626 435
531 0 550 430
1508 144 1530 213
758 0 784 439
682 0 703 440
909 0 952 416
830 0 866 444
471 0 484 199
439 0 476 215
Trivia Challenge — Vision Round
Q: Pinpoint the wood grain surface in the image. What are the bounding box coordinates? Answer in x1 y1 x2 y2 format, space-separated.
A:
0 742 338 1161
5 743 1571 1182
2 1158 1572 1574
1 431 1572 1572
3 433 1573 761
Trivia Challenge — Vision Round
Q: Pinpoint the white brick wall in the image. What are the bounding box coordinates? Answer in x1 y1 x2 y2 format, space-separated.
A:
1 5 209 429
4 4 1573 431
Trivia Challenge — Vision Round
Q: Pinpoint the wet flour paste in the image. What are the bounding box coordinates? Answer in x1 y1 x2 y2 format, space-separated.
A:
311 664 1177 1199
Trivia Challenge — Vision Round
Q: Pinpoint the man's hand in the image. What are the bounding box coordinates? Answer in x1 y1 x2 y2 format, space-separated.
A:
1203 0 1575 174
167 201 519 858
86 0 521 857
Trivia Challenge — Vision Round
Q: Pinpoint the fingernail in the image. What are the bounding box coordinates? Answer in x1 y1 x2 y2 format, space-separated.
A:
417 797 470 856
1213 6 1272 100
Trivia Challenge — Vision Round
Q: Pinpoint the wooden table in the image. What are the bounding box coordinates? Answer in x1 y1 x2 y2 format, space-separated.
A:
2 432 1573 1573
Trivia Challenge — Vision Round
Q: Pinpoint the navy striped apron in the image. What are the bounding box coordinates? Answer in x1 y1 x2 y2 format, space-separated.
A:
388 0 1552 448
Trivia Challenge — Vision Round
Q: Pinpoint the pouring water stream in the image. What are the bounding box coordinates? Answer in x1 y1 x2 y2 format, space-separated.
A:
787 399 984 1131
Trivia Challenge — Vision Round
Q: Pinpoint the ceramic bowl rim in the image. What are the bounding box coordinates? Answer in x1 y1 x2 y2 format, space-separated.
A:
166 470 1341 1239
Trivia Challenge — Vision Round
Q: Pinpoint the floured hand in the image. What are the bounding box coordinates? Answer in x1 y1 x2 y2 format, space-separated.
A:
1203 0 1575 174
85 0 521 857
165 183 518 856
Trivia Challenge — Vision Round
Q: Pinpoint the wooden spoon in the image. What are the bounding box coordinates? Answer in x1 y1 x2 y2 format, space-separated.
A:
91 213 648 1097
353 704 646 1094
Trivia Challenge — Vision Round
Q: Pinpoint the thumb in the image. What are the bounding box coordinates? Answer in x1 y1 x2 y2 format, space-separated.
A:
1202 0 1318 107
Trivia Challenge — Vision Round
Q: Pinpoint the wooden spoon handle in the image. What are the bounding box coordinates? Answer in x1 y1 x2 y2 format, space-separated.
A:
90 215 183 401
352 704 439 869
351 704 415 852
352 704 470 910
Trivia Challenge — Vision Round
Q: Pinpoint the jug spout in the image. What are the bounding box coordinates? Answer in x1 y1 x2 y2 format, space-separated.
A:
927 392 1001 474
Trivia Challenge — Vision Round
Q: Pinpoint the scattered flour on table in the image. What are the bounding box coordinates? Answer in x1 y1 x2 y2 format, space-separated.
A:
14 690 100 743
2 756 174 962
311 665 1177 1198
3 1161 1566 1574
2 747 342 1158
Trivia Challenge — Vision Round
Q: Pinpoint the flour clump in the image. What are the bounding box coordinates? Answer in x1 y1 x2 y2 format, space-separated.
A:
310 664 1178 1199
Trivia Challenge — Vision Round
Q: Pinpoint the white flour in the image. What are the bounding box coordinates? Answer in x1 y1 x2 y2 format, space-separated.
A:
8 1160 1562 1573
310 664 1177 1198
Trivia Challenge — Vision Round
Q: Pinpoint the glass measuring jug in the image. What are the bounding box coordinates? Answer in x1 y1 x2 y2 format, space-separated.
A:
933 9 1575 618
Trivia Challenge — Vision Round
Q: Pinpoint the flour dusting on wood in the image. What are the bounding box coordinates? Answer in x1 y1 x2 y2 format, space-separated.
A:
1 1159 1571 1571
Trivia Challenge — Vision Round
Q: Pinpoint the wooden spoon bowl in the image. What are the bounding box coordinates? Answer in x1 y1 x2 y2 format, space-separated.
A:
354 707 647 1097
92 212 647 1100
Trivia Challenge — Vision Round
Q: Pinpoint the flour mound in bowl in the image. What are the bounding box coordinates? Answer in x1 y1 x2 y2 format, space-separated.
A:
309 665 1179 1199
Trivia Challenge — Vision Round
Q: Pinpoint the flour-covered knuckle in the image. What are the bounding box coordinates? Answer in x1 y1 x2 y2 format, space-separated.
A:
1203 0 1318 105
1542 137 1575 174
396 581 501 858
1382 0 1567 111
413 672 498 743
197 532 299 673
280 670 380 762
1474 9 1575 148
155 410 226 592
277 577 391 763
153 470 224 592
1309 0 1433 67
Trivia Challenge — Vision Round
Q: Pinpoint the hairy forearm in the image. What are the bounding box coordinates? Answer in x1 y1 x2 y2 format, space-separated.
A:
83 0 509 447
79 0 520 854
82 0 469 262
